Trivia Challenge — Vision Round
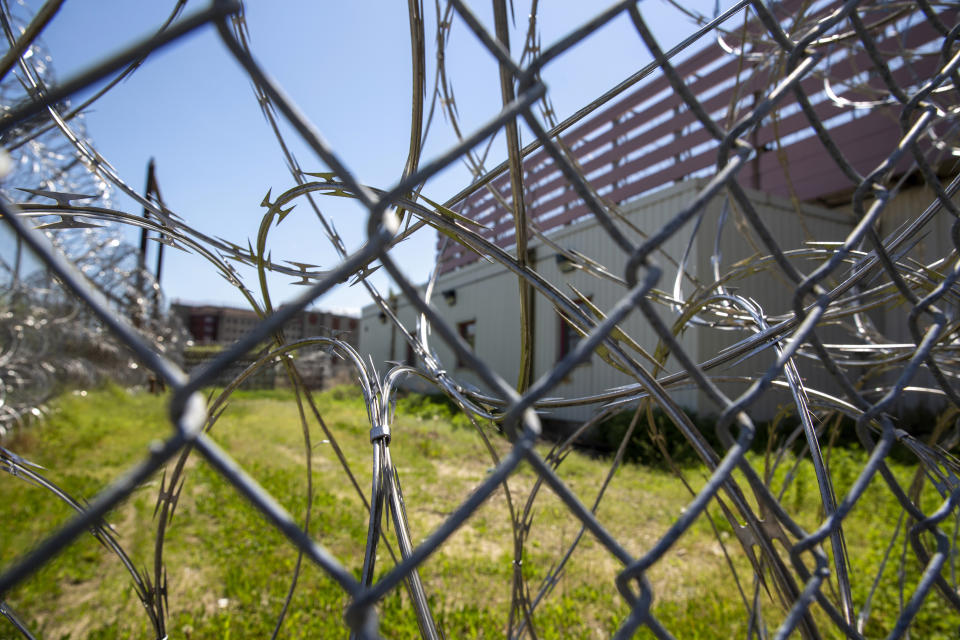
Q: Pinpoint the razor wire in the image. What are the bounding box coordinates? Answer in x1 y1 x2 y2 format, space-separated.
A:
0 1 185 436
0 0 959 638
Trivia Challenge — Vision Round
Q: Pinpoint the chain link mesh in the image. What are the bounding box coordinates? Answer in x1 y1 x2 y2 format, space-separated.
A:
2 0 960 637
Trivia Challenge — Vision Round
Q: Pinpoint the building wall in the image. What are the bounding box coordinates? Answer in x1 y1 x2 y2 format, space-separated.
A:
215 308 261 345
173 303 359 349
870 184 959 343
829 183 960 411
525 181 709 419
358 272 525 395
360 180 863 422
692 186 854 419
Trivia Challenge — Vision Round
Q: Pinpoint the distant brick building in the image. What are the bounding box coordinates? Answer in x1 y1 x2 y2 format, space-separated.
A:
171 302 359 347
170 302 361 390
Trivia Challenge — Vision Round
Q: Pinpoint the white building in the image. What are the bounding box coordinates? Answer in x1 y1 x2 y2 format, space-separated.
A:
360 0 956 423
359 180 864 422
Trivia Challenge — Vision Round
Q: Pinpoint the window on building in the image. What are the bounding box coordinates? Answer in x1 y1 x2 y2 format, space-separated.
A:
558 298 592 362
200 314 218 342
457 319 476 367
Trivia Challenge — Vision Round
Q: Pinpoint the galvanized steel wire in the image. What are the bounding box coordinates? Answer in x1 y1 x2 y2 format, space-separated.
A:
1 0 960 637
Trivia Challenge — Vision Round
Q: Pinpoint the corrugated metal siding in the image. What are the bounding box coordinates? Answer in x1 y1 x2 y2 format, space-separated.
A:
850 184 958 411
428 266 525 393
357 267 526 395
696 187 854 419
877 185 958 340
360 180 864 422
819 184 959 345
529 181 710 421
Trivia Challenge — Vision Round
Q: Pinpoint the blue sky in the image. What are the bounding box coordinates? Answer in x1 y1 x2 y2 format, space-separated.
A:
29 1 727 315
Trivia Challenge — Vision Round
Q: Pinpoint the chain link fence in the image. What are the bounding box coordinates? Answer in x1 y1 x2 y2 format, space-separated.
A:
2 0 960 637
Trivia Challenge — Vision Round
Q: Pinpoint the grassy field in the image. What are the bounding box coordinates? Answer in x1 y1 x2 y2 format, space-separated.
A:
1 385 957 638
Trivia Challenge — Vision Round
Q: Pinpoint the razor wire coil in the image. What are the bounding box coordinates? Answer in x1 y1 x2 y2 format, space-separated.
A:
1 0 960 638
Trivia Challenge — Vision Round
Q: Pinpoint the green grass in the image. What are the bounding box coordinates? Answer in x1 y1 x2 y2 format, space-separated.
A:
1 386 958 638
